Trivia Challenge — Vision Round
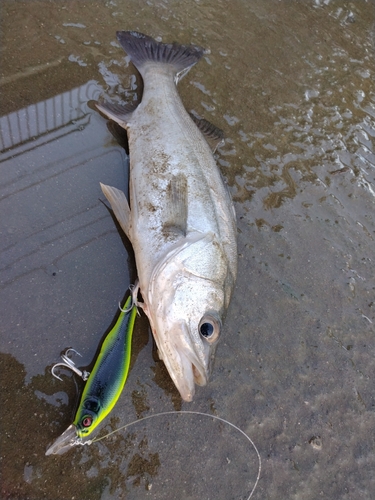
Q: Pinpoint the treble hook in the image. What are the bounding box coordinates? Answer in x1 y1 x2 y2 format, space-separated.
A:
51 348 90 382
119 281 141 316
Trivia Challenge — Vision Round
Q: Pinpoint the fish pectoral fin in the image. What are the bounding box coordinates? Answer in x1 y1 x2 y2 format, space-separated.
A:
163 173 188 237
189 114 224 152
100 183 132 239
95 101 137 128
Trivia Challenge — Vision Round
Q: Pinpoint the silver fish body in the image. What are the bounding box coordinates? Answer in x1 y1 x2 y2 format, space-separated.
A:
97 31 237 401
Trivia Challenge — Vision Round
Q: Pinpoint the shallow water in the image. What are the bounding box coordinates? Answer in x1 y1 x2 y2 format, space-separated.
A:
1 1 375 499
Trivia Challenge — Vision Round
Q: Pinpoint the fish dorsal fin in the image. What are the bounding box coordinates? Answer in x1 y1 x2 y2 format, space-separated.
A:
189 114 224 152
95 101 138 128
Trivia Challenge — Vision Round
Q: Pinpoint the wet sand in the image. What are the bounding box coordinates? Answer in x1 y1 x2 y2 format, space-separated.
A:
1 1 375 499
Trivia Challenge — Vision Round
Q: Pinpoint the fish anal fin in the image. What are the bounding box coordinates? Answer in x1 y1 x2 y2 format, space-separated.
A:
100 183 132 239
189 114 224 152
163 173 188 237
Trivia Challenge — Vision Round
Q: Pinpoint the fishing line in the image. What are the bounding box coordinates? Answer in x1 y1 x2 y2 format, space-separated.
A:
83 410 261 500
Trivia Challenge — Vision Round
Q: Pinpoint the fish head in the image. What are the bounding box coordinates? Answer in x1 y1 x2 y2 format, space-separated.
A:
147 232 233 401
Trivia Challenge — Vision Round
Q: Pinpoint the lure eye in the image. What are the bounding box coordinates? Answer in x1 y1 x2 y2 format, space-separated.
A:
82 416 93 428
198 314 221 343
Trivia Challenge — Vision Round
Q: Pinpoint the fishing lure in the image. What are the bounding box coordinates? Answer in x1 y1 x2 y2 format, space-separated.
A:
46 294 137 455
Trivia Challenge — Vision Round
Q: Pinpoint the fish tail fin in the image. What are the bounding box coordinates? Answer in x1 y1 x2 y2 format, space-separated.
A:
116 31 205 83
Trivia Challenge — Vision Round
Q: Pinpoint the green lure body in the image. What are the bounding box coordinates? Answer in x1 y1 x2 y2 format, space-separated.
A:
46 295 137 455
74 296 137 438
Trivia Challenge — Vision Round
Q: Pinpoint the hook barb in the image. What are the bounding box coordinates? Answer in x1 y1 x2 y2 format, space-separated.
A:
51 349 90 381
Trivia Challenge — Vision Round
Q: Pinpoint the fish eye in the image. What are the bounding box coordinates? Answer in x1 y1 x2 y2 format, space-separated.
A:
198 315 221 343
82 416 93 428
200 322 214 337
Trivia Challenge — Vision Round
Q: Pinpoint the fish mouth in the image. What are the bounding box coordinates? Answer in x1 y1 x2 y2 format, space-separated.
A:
178 352 207 402
157 329 209 402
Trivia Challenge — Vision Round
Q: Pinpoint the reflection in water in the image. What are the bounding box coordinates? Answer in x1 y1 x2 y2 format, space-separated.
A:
0 77 130 378
0 81 100 159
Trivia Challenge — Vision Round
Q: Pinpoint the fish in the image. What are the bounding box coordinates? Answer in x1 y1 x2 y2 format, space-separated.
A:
96 31 237 402
46 295 137 455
